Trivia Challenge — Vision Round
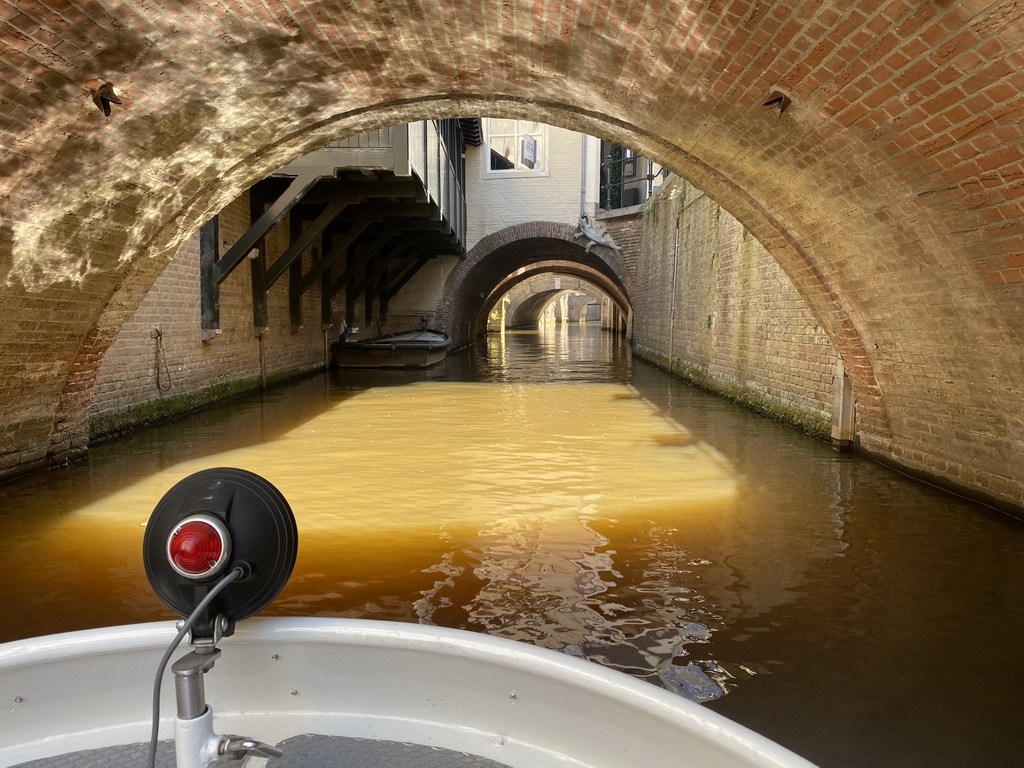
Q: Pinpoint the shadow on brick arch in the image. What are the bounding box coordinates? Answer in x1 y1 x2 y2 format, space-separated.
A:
32 95 885 477
435 221 632 345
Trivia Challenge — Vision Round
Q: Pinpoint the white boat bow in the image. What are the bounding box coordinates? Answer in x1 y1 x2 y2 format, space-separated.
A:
0 617 817 768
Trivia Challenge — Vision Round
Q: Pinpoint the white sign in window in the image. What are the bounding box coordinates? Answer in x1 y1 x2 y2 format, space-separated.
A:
521 134 537 169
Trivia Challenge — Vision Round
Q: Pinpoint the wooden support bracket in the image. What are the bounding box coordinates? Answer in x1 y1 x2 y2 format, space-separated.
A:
214 173 321 285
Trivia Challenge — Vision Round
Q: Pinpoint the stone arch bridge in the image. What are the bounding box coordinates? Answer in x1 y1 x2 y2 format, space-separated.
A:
439 222 632 340
0 1 1022 513
498 274 605 328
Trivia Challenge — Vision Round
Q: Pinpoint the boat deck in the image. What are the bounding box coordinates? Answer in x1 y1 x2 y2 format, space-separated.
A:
12 734 511 768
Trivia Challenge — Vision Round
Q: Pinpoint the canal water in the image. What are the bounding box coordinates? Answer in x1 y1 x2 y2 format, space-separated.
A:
1 324 1022 768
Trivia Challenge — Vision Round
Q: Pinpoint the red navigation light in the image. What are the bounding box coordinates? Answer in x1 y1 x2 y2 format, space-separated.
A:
167 514 231 580
145 468 298 627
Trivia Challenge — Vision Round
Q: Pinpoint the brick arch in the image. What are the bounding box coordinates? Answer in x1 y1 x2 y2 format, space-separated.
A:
436 222 632 342
0 2 1020 510
503 276 604 327
480 266 629 334
509 290 563 327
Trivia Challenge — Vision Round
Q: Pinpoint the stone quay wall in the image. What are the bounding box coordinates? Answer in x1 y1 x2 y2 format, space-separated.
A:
625 177 840 438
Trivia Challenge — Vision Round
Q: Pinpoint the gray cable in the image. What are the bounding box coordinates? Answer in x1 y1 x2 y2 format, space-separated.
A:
146 566 243 768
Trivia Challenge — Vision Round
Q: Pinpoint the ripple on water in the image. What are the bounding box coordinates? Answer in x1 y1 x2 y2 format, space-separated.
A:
1 381 742 698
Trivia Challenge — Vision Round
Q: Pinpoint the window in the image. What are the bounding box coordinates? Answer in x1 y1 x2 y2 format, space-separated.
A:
485 119 547 174
622 149 636 179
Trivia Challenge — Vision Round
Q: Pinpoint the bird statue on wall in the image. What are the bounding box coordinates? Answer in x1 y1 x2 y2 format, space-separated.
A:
573 212 621 256
91 83 123 117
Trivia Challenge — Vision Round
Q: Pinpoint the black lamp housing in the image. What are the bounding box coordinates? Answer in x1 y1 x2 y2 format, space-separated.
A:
143 467 298 639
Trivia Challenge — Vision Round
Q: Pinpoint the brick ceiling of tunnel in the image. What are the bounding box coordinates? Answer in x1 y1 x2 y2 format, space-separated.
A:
2 1 1022 310
1 0 1023 507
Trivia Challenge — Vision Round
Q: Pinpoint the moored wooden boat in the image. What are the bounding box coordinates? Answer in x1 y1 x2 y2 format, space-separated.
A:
331 328 452 369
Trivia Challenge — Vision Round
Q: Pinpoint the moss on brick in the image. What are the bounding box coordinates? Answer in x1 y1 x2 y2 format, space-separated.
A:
88 366 318 442
89 379 259 441
633 346 831 441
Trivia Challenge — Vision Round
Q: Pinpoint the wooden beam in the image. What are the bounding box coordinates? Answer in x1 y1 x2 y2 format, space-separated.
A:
300 219 377 295
345 245 361 329
368 217 448 234
378 256 428 325
320 229 334 329
329 202 436 221
214 173 321 284
299 178 420 203
347 244 415 298
199 217 220 338
261 199 348 291
379 232 459 255
364 251 378 325
249 196 269 331
250 175 422 205
324 231 393 298
367 245 445 306
367 260 400 305
382 256 431 309
289 212 304 331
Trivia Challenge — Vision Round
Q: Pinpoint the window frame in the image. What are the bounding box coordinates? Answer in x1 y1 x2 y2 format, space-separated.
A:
482 119 550 178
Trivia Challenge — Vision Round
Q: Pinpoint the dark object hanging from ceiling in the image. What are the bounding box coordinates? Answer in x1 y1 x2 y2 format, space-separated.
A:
92 82 123 117
763 91 792 117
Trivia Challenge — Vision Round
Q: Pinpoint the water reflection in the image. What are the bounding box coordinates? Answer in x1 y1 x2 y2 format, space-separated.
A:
1 325 1023 768
468 325 633 382
18 379 743 702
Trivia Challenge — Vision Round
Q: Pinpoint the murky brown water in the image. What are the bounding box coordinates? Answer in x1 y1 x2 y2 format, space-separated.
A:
1 324 1022 768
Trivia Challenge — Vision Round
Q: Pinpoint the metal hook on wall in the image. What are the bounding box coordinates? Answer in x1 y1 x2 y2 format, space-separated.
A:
152 328 172 392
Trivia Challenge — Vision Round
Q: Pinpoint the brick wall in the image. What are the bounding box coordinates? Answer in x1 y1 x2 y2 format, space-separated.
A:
90 192 329 436
598 206 644 304
630 178 839 435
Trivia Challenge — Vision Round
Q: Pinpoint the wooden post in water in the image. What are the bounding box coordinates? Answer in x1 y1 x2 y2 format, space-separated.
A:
831 359 855 451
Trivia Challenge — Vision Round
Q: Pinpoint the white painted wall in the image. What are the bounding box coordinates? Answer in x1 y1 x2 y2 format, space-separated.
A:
465 124 599 250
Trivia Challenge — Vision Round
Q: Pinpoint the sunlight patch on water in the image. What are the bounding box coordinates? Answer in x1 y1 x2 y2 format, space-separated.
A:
73 381 737 532
7 380 740 673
